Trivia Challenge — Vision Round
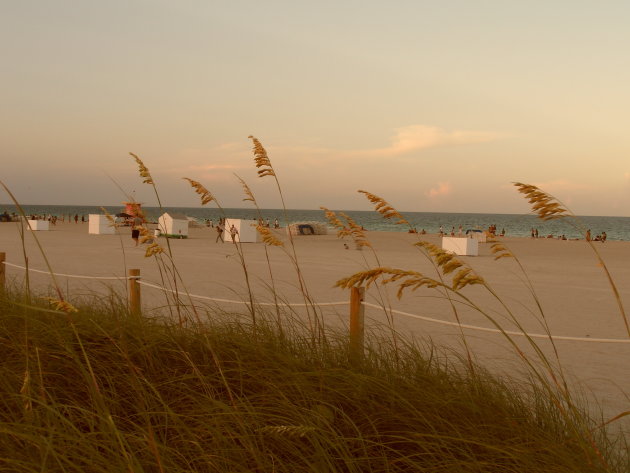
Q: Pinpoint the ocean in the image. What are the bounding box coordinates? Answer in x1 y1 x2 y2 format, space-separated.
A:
2 204 630 241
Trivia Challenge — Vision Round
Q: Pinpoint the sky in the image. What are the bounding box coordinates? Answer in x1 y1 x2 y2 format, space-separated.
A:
2 0 630 216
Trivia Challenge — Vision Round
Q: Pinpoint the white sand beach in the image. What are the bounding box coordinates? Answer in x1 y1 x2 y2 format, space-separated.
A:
1 219 629 433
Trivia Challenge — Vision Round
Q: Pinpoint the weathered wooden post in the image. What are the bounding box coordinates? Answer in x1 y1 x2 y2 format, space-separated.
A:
349 286 365 363
128 269 141 316
0 252 5 293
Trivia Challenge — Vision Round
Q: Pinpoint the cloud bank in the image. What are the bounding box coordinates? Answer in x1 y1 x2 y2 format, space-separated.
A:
353 125 504 158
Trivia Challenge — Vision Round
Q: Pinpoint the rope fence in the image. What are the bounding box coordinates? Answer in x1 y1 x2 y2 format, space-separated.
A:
363 302 630 344
2 253 630 352
136 280 348 307
2 261 129 280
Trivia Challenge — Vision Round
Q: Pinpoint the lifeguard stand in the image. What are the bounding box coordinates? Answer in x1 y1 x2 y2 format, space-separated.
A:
122 202 144 224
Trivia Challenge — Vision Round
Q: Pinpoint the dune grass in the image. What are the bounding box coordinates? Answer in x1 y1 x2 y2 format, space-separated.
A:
0 293 627 472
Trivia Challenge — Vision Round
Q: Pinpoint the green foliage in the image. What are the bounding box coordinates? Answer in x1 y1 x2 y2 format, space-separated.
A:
0 295 626 472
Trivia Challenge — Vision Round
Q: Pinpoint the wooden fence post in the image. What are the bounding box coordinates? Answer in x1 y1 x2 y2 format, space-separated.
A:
349 286 365 363
128 269 141 316
0 252 5 293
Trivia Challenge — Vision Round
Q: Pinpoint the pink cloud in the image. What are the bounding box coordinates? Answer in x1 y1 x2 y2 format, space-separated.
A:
160 125 505 182
348 125 505 158
426 182 452 198
261 124 505 162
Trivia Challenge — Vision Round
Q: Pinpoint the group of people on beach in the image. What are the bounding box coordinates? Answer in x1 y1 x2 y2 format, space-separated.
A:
530 228 607 242
211 218 239 243
0 211 16 222
20 214 84 225
257 217 280 229
439 225 466 237
437 225 505 237
586 229 607 242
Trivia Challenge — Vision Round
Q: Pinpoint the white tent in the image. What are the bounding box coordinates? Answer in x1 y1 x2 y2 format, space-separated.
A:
442 236 478 256
223 218 260 243
158 212 189 238
89 214 115 235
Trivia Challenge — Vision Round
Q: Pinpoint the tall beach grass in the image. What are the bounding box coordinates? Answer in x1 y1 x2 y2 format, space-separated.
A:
1 294 627 472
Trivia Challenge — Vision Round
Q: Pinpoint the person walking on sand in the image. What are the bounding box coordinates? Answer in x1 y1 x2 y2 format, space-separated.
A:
215 221 225 243
131 215 143 247
229 224 238 243
274 218 279 229
586 229 591 242
74 214 78 224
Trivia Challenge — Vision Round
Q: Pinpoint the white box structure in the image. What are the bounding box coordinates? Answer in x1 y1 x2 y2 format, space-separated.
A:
442 237 478 256
223 218 260 243
158 212 189 238
89 214 115 235
27 220 49 231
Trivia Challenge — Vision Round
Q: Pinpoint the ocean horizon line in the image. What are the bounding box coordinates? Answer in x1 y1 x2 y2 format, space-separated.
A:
1 203 629 220
2 203 630 240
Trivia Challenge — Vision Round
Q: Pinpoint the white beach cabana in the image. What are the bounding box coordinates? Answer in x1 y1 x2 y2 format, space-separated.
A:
222 218 260 243
88 214 115 235
158 212 189 238
442 236 479 256
27 219 49 231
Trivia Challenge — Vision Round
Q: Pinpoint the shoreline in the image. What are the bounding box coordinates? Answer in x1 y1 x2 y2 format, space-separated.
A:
2 205 629 240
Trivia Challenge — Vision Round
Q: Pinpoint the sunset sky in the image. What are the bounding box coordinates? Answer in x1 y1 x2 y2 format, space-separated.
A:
2 1 630 216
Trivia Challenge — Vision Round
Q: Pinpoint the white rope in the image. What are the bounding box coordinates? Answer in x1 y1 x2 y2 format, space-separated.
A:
363 302 630 344
3 259 627 344
2 261 130 280
137 280 348 307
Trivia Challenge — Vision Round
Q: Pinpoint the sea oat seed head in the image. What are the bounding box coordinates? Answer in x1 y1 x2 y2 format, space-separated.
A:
335 267 443 298
145 242 164 257
513 182 570 221
129 152 154 185
490 242 514 260
414 241 483 289
235 175 256 202
334 268 392 289
256 225 284 246
339 212 371 247
101 207 118 227
320 207 346 230
358 190 409 225
183 178 215 205
248 135 276 178
452 268 484 290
